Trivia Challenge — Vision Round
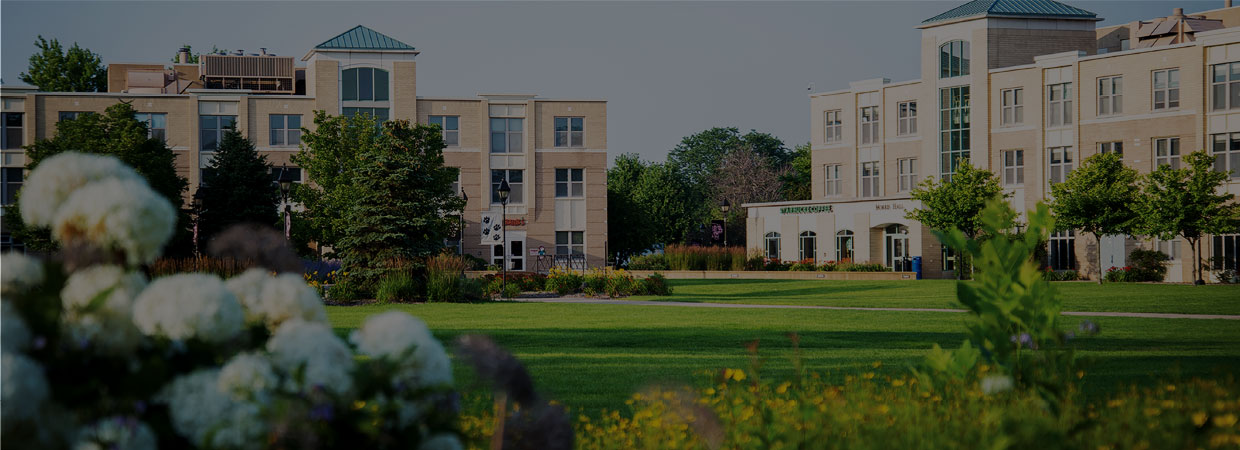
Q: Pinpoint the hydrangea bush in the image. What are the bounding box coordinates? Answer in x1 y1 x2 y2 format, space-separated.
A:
1 153 462 449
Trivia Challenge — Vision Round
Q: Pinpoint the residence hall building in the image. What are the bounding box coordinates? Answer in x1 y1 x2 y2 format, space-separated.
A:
0 26 607 270
744 1 1240 281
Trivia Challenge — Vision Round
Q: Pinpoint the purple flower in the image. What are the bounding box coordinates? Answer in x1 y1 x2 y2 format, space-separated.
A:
1078 320 1100 335
1011 333 1037 349
309 404 334 421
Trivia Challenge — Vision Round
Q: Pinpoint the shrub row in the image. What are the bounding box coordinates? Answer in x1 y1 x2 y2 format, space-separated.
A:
477 268 672 298
629 251 891 273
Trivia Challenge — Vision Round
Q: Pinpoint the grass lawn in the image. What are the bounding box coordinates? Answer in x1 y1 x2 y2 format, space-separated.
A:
629 279 1240 315
327 295 1240 415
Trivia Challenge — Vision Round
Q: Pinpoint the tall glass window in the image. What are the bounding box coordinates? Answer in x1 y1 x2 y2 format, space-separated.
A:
1 167 22 205
860 106 880 145
1211 133 1240 179
1047 83 1073 127
1 113 23 150
939 86 970 179
1098 76 1122 116
939 40 970 79
897 101 917 136
764 232 781 260
490 118 524 153
1211 63 1240 111
1048 147 1074 185
1002 149 1024 186
555 168 584 198
341 67 389 102
898 158 917 192
824 164 842 197
799 231 817 262
835 230 854 262
1214 234 1240 271
1048 231 1077 271
824 110 842 143
1153 68 1180 110
860 161 880 198
1001 88 1023 126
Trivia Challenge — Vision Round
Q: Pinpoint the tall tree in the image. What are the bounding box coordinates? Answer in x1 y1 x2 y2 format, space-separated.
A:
905 159 1006 279
779 142 813 201
292 111 383 250
1136 151 1240 284
633 163 705 245
197 129 280 245
607 153 656 263
20 36 107 92
11 102 189 253
668 127 789 187
713 148 785 245
1049 152 1140 284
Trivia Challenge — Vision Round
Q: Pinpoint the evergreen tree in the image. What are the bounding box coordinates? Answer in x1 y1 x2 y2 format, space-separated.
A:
20 35 107 92
197 129 280 245
1049 152 1140 284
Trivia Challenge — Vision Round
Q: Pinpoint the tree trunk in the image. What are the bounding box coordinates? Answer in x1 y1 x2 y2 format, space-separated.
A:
1189 237 1201 285
1095 234 1104 285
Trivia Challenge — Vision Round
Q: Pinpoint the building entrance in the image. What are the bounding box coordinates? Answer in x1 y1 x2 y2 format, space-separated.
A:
884 224 910 271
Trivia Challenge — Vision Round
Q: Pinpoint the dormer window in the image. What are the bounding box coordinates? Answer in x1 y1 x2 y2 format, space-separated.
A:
939 40 970 79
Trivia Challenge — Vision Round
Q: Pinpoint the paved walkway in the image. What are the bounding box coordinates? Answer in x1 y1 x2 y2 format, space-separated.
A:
512 297 1240 320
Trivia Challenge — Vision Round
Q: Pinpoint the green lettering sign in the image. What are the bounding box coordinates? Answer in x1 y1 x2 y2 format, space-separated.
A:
779 205 834 214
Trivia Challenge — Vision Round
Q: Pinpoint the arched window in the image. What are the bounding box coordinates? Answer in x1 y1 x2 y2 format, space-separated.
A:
342 67 390 102
799 231 817 262
764 232 781 260
939 40 970 79
835 230 855 262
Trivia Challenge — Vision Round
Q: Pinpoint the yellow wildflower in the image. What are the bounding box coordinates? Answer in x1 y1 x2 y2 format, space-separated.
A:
1193 412 1209 427
1215 414 1238 428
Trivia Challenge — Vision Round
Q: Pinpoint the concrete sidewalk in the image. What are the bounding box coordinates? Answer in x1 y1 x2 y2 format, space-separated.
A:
511 297 1240 320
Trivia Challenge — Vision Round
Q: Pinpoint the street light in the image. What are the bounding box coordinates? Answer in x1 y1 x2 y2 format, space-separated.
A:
459 189 468 256
497 178 511 299
719 199 731 247
277 165 293 239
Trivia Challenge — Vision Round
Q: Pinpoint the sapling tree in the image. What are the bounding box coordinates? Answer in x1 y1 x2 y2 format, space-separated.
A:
1135 151 1240 284
1049 152 1140 284
905 158 1006 279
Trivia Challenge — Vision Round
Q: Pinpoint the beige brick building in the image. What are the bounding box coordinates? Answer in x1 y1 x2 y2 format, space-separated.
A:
745 1 1240 282
1 26 608 270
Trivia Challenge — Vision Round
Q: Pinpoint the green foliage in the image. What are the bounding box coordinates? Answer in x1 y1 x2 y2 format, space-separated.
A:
296 113 464 289
197 128 279 244
426 253 466 303
668 127 790 187
15 102 190 254
327 277 365 302
905 159 1004 280
664 245 746 271
375 271 421 303
626 253 668 270
1044 269 1080 282
1050 152 1140 283
1136 150 1240 283
779 142 813 201
149 257 252 279
606 153 658 261
500 282 521 299
546 268 584 296
1127 249 1170 282
583 269 609 296
19 35 106 92
639 273 672 296
170 44 228 64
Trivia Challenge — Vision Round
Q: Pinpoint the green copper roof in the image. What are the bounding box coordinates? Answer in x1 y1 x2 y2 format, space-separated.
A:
923 0 1097 24
315 25 415 51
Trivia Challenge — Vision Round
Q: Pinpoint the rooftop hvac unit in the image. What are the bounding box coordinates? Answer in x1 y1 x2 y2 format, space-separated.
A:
200 54 296 93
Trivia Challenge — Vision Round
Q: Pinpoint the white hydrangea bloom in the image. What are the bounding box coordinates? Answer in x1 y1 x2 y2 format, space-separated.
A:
18 152 142 227
980 375 1014 395
1 301 31 352
1 252 44 296
226 269 326 330
351 311 453 388
132 274 244 343
159 369 264 449
60 265 147 353
71 416 157 450
52 177 176 266
268 320 354 396
218 352 278 401
418 434 464 450
1 352 50 424
204 402 265 450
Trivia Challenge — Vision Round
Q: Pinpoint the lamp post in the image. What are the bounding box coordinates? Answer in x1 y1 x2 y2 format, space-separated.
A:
191 190 204 258
719 199 731 247
277 165 293 240
497 179 511 299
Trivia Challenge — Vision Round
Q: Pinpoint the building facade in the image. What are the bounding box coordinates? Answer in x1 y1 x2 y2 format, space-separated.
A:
1 26 608 270
746 1 1240 281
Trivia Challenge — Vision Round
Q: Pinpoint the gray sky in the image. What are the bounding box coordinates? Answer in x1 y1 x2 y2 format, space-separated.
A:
1 1 1219 164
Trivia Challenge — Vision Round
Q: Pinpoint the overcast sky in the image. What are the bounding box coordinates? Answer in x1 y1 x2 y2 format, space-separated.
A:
1 1 1220 164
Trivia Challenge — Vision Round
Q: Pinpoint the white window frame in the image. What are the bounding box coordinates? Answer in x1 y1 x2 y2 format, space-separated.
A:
824 110 842 143
555 168 585 198
1156 238 1181 261
1152 68 1179 111
860 161 880 198
1048 230 1076 271
1211 64 1238 112
859 106 880 145
1002 149 1024 186
135 113 167 141
490 169 524 205
835 230 854 262
1048 146 1074 186
764 232 781 260
1047 83 1073 127
897 101 917 136
268 114 301 148
554 117 585 148
824 164 842 197
1154 137 1181 170
897 158 917 192
429 115 460 147
1099 141 1123 156
556 231 584 256
1097 76 1122 116
1211 133 1240 179
199 115 237 152
1001 88 1023 126
2 112 24 150
799 231 817 263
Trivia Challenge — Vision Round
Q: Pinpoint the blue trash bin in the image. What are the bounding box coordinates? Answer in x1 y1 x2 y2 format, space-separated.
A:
912 256 923 280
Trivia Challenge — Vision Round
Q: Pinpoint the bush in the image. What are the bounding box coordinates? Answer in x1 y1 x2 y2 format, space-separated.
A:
427 253 466 302
583 268 609 296
764 259 791 271
1045 269 1080 281
1127 249 1169 282
462 253 489 270
460 277 486 302
837 262 890 272
627 253 668 270
500 282 521 299
375 271 421 303
150 256 252 278
744 252 766 271
327 277 365 302
606 270 638 298
789 259 816 271
640 272 672 296
546 268 583 295
664 244 746 271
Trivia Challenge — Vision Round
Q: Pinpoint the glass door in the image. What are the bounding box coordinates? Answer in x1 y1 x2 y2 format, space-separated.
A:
884 225 910 271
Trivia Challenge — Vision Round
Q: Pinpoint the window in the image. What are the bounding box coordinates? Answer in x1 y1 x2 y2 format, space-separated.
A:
1153 68 1180 110
764 232 781 260
1001 88 1023 126
1097 76 1122 116
824 110 842 143
1002 149 1024 186
1099 141 1123 156
939 40 970 78
897 158 917 192
824 164 842 197
1155 137 1181 169
448 167 461 195
491 169 524 204
58 111 91 122
939 86 971 178
269 167 302 184
554 117 584 147
2 167 22 205
835 230 854 262
1048 230 1077 271
943 247 957 271
1156 238 1181 261
860 161 880 198
1211 64 1240 112
1214 234 1240 271
897 101 917 136
799 231 817 262
860 106 880 145
555 168 584 198
1047 83 1073 127
1048 147 1074 185
199 115 236 151
1211 133 1240 178
490 118 524 153
269 114 301 147
342 107 389 123
134 113 167 141
1 113 22 150
341 67 389 102
428 116 460 147
556 231 584 255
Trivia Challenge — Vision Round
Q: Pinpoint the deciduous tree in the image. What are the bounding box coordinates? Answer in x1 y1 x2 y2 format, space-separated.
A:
905 159 1006 279
779 142 813 201
1049 152 1140 284
1135 151 1240 284
20 36 107 92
